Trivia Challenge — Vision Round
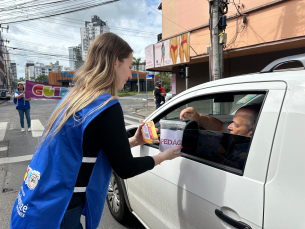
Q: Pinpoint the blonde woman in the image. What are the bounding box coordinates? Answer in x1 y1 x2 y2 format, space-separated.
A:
179 33 189 63
10 33 182 229
170 37 179 64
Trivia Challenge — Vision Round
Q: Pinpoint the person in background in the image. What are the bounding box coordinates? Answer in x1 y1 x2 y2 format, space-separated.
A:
14 83 31 132
158 82 166 104
154 82 166 109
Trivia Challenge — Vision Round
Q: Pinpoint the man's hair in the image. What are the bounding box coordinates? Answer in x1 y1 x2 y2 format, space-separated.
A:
239 104 261 132
155 82 161 86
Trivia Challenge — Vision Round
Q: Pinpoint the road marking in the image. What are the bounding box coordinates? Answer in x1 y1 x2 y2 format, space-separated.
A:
0 146 8 151
0 154 33 165
124 119 139 125
31 119 45 137
124 115 141 121
0 122 8 141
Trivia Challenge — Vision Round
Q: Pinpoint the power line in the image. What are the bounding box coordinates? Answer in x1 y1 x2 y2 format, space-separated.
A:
1 0 120 24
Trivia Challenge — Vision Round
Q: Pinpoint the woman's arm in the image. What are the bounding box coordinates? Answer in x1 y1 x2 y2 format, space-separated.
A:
24 98 31 101
15 92 24 99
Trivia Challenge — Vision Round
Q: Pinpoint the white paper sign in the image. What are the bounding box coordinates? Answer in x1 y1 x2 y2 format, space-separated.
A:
159 129 184 154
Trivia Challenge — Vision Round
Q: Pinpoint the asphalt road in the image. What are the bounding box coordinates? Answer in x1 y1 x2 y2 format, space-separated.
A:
0 94 152 229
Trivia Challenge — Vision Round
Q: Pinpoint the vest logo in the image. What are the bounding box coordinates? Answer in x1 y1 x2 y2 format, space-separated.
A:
24 166 41 190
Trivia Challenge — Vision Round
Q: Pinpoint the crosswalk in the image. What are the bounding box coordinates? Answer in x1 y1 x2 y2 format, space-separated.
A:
0 114 143 141
124 114 142 126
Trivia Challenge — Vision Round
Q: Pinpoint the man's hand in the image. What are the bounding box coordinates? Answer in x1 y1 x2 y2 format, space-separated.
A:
180 107 200 122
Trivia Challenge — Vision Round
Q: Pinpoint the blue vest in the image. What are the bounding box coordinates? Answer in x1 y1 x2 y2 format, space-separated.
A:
15 91 30 110
11 93 119 229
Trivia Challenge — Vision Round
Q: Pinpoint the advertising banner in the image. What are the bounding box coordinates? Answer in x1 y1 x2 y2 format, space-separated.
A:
25 80 69 100
145 44 154 69
146 74 154 79
154 32 190 68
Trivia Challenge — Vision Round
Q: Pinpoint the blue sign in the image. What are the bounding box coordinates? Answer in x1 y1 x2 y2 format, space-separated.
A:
132 73 137 77
61 71 74 77
146 74 154 79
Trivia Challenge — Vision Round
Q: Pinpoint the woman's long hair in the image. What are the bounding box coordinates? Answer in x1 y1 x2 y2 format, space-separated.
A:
38 32 133 148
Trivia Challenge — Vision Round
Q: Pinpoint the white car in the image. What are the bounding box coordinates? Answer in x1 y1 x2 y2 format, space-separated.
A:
106 54 305 229
165 90 172 102
0 89 11 100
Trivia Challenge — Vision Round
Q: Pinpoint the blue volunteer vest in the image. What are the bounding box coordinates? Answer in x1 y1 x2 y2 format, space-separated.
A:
11 93 119 229
15 91 30 109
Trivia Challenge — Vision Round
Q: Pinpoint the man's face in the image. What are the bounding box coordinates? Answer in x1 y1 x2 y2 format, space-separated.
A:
227 108 253 137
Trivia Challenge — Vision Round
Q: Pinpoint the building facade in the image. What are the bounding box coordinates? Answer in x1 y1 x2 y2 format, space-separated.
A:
11 62 18 89
80 15 110 61
34 61 63 80
0 32 6 89
25 61 34 81
68 44 83 70
147 0 305 95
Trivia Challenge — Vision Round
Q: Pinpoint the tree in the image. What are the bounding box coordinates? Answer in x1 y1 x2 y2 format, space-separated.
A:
35 75 47 83
133 57 141 92
161 72 172 92
18 77 24 82
30 76 35 81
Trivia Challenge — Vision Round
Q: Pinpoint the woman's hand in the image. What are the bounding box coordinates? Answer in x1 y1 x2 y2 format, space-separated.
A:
153 146 182 166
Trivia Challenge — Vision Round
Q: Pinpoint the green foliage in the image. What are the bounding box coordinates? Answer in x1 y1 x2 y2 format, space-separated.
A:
18 77 24 82
132 57 141 70
35 75 47 83
161 72 172 92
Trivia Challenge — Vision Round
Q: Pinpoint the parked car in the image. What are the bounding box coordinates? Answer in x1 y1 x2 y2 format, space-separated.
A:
106 54 305 229
0 89 11 100
165 90 172 102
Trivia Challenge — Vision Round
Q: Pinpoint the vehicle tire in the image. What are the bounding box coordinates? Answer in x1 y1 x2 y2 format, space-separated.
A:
0 92 5 97
106 172 132 224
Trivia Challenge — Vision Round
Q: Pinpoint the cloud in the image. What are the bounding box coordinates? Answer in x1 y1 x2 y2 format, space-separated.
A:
1 0 161 78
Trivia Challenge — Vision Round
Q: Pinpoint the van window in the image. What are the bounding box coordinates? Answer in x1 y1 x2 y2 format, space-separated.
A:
153 92 266 175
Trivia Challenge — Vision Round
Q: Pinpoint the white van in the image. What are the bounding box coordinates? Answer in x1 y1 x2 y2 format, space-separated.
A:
107 54 305 229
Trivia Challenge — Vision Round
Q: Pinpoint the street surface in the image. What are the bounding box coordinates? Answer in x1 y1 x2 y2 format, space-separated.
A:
0 94 153 229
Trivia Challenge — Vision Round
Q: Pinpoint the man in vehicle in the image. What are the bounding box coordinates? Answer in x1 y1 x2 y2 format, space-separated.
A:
180 105 260 137
154 82 166 109
180 105 261 169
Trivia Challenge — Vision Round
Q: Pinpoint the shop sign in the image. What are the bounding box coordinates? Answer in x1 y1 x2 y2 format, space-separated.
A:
61 71 74 77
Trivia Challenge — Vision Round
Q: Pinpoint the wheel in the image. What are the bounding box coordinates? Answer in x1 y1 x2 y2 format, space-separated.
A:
106 172 132 224
0 92 5 97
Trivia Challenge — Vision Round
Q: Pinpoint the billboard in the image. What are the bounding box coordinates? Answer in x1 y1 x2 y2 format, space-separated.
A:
154 32 190 68
145 44 154 69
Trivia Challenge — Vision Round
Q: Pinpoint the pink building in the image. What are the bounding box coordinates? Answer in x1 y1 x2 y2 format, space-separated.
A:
148 0 305 94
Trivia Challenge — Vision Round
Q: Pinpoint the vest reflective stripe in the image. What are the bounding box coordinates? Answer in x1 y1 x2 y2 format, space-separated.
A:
82 157 97 163
74 187 87 193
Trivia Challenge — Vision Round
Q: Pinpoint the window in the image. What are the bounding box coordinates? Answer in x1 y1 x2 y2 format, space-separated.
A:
152 92 266 175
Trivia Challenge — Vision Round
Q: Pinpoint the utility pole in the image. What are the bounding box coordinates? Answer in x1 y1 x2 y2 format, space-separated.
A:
209 0 227 81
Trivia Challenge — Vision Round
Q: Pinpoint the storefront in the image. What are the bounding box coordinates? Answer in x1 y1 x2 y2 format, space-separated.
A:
146 0 305 95
49 70 161 91
48 71 75 86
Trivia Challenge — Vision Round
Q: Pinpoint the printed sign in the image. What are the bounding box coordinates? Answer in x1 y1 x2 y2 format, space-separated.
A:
146 74 154 79
145 44 154 69
154 32 190 68
25 80 69 100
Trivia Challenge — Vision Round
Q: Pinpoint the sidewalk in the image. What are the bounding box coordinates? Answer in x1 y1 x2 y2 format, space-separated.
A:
132 101 156 118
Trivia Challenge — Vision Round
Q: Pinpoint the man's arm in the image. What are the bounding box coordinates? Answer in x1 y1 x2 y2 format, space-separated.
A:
180 107 225 132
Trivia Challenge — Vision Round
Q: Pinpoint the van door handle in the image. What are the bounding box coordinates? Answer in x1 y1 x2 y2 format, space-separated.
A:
215 209 252 229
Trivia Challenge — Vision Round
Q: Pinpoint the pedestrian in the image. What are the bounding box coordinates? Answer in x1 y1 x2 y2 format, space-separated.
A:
14 83 31 132
154 82 166 109
10 32 182 229
159 82 166 104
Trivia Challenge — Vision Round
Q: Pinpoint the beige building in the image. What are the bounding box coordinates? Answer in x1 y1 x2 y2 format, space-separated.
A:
147 0 305 94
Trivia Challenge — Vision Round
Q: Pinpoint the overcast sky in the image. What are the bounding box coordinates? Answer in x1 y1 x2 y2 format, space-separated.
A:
1 0 161 79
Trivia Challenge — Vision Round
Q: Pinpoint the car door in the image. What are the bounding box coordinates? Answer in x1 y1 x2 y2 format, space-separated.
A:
127 82 286 229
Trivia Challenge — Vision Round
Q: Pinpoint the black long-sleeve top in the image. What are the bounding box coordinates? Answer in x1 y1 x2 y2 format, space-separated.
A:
67 103 155 210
